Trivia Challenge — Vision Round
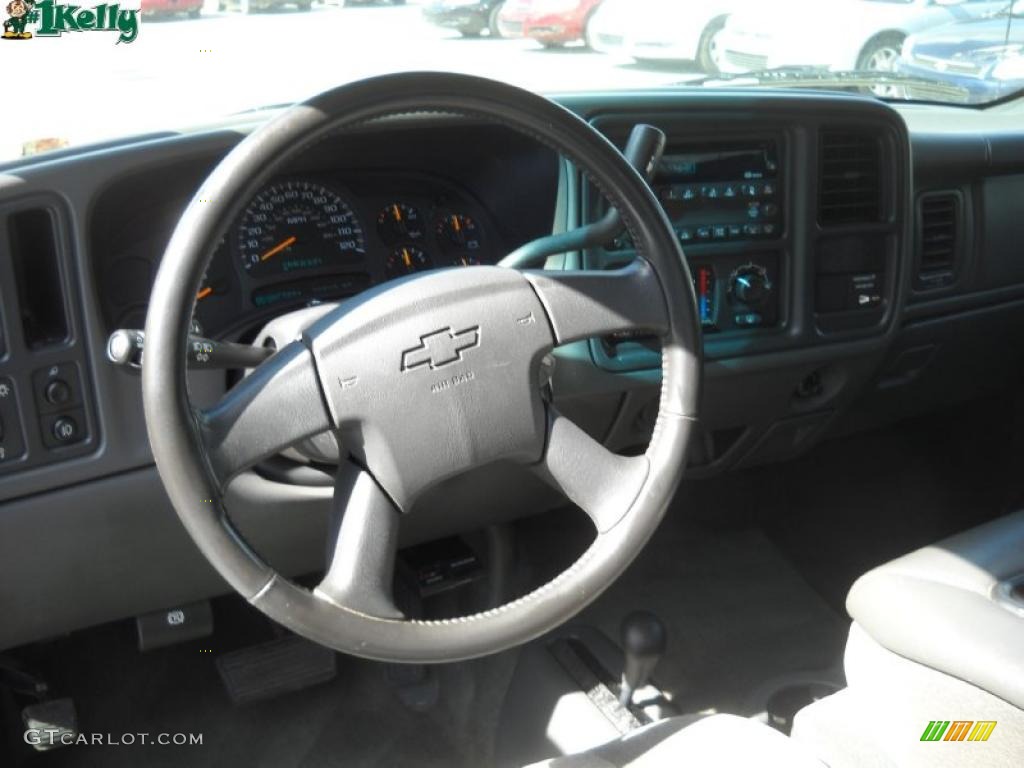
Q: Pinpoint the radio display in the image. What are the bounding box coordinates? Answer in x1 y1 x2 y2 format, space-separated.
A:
654 140 781 243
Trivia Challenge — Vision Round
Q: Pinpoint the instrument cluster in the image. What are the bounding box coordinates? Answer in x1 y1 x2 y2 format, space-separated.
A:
190 173 496 337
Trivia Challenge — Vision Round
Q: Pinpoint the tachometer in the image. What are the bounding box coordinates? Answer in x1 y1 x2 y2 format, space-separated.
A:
237 181 365 278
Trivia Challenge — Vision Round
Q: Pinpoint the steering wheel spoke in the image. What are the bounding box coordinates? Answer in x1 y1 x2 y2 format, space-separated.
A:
315 461 404 620
523 258 669 345
197 340 333 488
535 408 650 534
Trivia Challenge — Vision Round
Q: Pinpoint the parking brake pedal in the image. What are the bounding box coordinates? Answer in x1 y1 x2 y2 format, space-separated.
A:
216 635 337 705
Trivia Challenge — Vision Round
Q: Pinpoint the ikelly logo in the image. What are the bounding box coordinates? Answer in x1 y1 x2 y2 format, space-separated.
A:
2 0 139 43
401 327 481 371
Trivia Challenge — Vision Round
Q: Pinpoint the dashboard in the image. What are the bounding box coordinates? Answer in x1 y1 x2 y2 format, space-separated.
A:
2 89 1024 651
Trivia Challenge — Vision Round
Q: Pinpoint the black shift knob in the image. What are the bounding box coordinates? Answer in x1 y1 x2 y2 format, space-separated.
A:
619 611 666 707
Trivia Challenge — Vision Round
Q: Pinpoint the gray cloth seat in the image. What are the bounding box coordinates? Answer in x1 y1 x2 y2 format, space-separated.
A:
525 714 824 768
793 510 1024 767
845 509 1024 708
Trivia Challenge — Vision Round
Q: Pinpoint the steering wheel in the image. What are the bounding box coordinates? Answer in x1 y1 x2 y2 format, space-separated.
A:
142 72 702 663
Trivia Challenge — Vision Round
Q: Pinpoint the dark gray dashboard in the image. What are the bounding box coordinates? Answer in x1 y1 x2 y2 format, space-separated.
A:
1 89 1024 651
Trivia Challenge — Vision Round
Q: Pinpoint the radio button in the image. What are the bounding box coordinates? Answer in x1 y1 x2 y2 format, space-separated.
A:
743 223 763 237
677 228 694 242
696 226 712 241
727 224 743 238
712 225 728 240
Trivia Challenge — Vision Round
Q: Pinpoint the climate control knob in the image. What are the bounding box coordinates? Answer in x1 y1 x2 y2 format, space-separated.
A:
729 264 771 306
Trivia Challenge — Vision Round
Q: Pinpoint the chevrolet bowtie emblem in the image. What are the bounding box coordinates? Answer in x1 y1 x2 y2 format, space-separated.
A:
401 326 481 371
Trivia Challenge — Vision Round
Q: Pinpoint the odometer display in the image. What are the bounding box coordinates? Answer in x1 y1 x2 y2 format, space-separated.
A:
237 181 365 278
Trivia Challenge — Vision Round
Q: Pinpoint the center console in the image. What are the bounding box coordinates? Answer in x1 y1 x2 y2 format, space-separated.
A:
584 119 797 377
605 138 783 335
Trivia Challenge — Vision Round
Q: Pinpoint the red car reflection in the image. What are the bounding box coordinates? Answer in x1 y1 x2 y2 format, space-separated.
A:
497 0 604 49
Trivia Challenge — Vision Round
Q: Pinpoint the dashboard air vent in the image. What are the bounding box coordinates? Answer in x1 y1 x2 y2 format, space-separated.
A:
818 131 882 226
916 192 960 289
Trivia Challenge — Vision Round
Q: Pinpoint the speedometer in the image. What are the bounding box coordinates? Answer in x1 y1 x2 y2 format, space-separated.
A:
237 181 366 278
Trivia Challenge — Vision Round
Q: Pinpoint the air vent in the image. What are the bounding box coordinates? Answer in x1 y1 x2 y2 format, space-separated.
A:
8 207 69 349
818 131 882 226
916 192 960 289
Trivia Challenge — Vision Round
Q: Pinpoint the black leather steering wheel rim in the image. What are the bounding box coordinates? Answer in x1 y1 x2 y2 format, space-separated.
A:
142 72 702 663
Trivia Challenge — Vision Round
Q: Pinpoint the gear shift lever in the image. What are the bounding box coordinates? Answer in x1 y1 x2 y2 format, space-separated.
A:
618 610 667 708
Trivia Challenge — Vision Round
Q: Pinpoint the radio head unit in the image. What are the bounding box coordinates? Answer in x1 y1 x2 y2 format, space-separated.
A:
654 140 781 243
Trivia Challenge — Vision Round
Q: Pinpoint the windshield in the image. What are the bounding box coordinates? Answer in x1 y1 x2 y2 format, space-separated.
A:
4 0 1024 161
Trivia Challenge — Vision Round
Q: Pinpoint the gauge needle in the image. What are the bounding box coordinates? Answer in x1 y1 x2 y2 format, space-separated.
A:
402 248 412 268
196 286 213 301
452 215 461 233
393 204 402 222
260 235 297 262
